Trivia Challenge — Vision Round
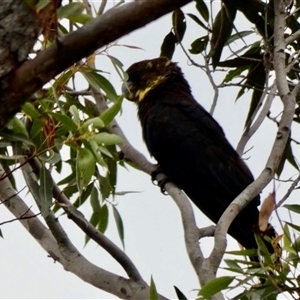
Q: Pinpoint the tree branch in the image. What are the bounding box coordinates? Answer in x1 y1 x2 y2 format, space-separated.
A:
0 163 169 300
23 154 145 284
236 82 277 156
207 0 299 277
0 0 192 128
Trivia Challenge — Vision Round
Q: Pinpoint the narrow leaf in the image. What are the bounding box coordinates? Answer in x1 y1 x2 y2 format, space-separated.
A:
92 132 122 146
189 36 209 54
76 148 95 194
100 96 123 126
187 13 209 31
172 9 186 43
39 163 53 218
149 276 158 300
226 30 254 45
90 186 101 213
98 204 109 233
285 221 300 233
22 102 41 119
283 204 300 214
82 70 118 101
160 31 177 59
195 0 209 22
113 206 124 248
82 117 105 131
199 276 234 298
174 286 188 300
57 2 84 19
50 113 78 132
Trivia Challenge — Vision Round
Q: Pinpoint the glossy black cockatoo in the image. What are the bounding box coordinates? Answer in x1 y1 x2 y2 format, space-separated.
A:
122 56 275 253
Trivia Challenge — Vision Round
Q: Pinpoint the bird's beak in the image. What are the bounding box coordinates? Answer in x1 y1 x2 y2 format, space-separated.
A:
122 80 133 100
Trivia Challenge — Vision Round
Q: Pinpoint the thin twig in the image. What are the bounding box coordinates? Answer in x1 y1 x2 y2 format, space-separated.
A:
0 209 40 226
236 82 277 156
276 173 300 208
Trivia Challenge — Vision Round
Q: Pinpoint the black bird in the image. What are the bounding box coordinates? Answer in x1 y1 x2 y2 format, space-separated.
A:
122 57 275 253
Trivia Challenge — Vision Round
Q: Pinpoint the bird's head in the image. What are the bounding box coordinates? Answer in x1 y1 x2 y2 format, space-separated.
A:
122 57 176 103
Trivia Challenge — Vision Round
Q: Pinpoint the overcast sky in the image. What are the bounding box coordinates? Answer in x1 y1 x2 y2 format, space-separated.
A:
1 1 299 299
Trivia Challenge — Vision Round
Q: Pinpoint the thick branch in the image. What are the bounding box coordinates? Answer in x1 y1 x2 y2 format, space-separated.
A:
0 163 168 300
24 155 144 283
0 0 192 128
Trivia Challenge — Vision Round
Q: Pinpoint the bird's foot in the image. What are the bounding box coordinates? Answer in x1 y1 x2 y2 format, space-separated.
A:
157 177 171 195
151 165 170 195
151 165 164 184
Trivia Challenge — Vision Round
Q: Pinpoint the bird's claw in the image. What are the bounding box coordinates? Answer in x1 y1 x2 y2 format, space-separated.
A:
151 166 170 195
151 165 164 184
157 178 171 195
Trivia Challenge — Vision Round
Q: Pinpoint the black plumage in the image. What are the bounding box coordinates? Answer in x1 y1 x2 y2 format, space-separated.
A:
122 57 275 252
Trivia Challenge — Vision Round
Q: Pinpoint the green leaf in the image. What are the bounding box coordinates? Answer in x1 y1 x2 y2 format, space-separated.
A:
39 163 53 218
90 186 101 213
276 137 299 177
82 117 105 131
283 204 300 214
92 132 122 146
86 138 106 166
174 286 188 300
57 172 76 186
98 204 109 233
36 0 50 11
100 96 123 126
57 2 84 19
22 102 41 119
0 130 34 147
195 0 209 22
160 31 177 59
113 206 124 248
149 276 158 300
285 221 300 234
72 182 93 209
69 105 80 125
226 249 258 257
283 223 291 250
172 9 186 43
0 154 25 160
82 70 118 101
68 14 92 24
85 212 100 245
244 61 266 126
76 147 95 193
224 259 243 273
107 55 127 81
254 234 272 264
189 36 209 54
199 276 234 298
187 13 209 31
222 65 248 83
210 4 237 68
226 30 254 45
10 117 28 138
98 174 113 200
50 113 78 132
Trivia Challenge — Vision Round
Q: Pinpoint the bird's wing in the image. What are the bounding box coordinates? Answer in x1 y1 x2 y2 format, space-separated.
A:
145 96 259 205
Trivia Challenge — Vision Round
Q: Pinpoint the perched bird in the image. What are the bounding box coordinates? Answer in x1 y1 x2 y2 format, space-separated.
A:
122 57 275 253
